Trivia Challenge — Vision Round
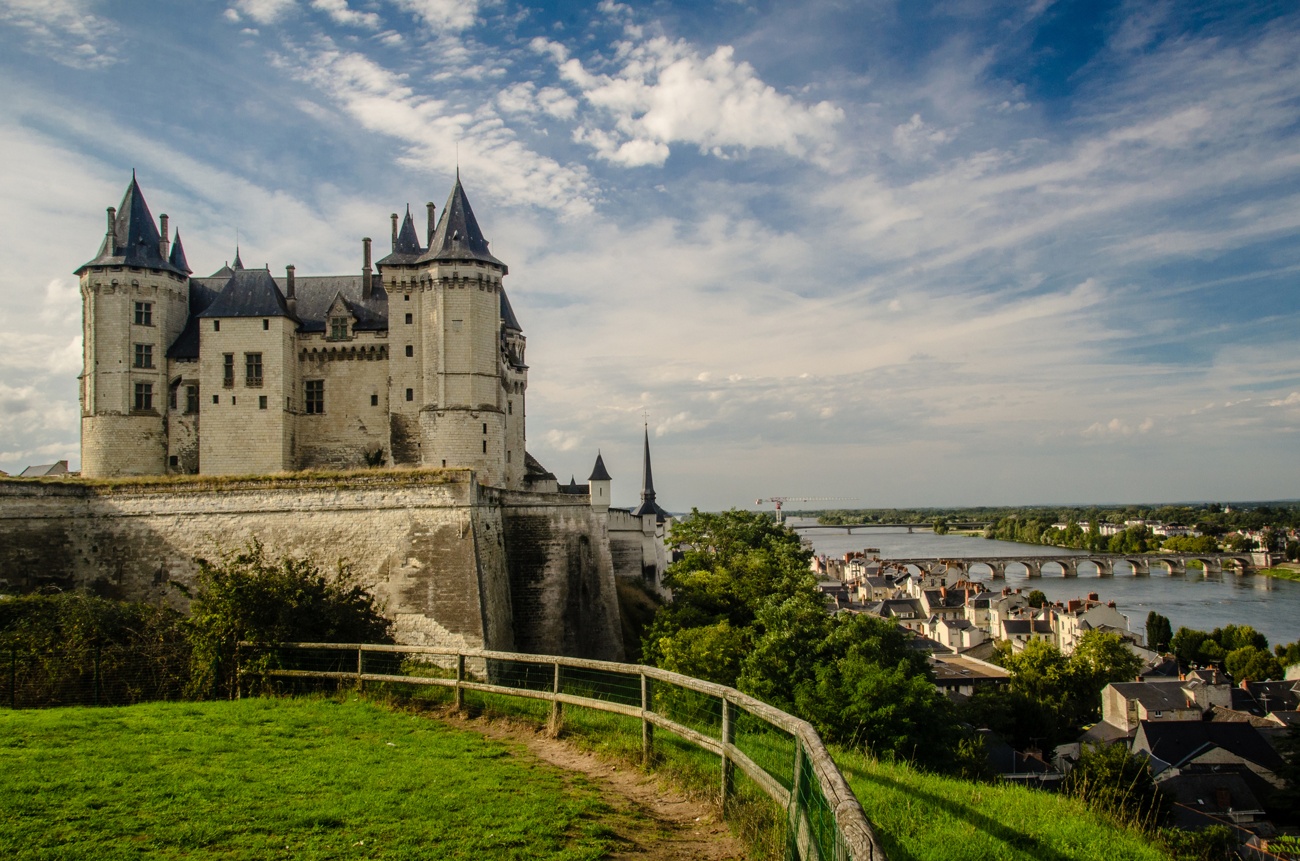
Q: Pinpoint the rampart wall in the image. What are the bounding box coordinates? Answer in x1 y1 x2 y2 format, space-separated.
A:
0 472 623 660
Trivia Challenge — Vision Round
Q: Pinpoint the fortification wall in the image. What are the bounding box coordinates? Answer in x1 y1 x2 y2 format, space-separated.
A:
0 472 526 650
498 490 625 661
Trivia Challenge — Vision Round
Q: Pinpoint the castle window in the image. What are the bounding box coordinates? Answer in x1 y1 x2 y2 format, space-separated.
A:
405 313 413 324
223 353 234 388
452 319 462 332
371 394 379 406
405 345 413 357
245 352 263 387
213 320 220 332
405 388 413 402
259 395 267 410
482 423 487 434
186 385 199 414
330 318 349 340
168 385 177 410
134 302 153 326
482 440 487 453
133 382 153 412
212 395 219 405
133 343 154 369
305 380 324 414
169 456 179 468
508 400 512 415
263 319 269 331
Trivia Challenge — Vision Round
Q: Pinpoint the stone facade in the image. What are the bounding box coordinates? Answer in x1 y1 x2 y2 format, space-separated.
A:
78 175 528 481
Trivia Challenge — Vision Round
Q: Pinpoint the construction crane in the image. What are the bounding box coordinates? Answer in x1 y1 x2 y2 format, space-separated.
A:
755 496 856 524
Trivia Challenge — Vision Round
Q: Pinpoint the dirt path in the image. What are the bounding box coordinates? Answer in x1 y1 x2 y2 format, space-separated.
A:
437 710 749 860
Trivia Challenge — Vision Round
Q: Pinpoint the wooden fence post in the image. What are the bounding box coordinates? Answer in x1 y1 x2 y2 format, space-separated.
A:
455 654 465 711
548 661 563 737
720 697 735 809
640 673 654 767
356 646 364 692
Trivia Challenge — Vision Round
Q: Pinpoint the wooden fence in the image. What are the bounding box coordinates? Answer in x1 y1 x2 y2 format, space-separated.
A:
243 642 886 861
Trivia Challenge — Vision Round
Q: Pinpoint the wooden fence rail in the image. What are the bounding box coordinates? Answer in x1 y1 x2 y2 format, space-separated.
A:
241 642 886 861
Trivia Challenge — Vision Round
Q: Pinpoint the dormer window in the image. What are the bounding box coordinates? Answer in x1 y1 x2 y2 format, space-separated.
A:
330 317 350 340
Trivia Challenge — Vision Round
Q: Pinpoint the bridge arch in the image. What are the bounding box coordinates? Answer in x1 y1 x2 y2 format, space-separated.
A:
1148 557 1185 576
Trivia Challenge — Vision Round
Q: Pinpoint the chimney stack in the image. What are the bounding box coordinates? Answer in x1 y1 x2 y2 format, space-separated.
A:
285 264 297 315
391 213 399 250
362 237 373 300
159 214 170 259
106 207 116 251
426 202 436 245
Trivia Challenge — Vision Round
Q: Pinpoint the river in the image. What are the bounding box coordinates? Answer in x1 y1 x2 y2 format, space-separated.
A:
790 518 1300 648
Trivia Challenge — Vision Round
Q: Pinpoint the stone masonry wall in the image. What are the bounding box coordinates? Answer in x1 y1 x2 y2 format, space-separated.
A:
0 472 509 650
498 490 624 661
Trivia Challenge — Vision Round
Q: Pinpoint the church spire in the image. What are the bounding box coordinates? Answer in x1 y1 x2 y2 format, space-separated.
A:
631 423 666 522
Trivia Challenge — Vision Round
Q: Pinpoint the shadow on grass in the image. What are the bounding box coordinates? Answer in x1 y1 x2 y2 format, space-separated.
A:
849 767 1075 861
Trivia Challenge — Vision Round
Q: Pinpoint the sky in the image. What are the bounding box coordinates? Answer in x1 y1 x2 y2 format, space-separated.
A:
0 0 1298 511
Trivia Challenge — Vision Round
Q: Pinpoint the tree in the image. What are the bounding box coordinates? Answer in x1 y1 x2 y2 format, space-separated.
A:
1276 640 1300 670
1225 646 1283 683
1071 631 1144 714
1026 589 1048 609
1146 612 1173 653
186 541 393 698
1171 627 1210 667
1225 533 1256 552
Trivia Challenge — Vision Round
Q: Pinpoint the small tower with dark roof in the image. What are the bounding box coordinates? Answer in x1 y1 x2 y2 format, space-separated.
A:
631 425 669 523
588 452 611 512
77 174 191 477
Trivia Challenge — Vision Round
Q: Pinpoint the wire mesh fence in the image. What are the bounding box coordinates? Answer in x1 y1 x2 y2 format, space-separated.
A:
2 642 191 709
241 642 885 861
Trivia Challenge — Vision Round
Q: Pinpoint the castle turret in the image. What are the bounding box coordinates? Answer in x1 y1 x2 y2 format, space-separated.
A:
588 452 611 512
631 425 668 523
408 174 514 487
77 174 191 477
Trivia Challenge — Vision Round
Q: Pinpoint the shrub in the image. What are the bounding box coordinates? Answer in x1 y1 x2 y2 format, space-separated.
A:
1063 743 1169 832
185 541 393 698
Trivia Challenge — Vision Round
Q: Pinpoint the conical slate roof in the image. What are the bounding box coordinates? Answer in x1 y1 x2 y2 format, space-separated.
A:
631 426 669 522
378 206 426 265
169 231 191 274
417 174 507 272
588 452 612 482
500 288 521 332
77 174 186 275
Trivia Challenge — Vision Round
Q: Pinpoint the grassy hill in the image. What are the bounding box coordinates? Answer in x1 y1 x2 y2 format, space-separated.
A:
0 697 626 860
834 749 1168 861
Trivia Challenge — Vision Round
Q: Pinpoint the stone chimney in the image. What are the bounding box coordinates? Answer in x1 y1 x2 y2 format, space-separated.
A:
362 237 373 300
285 265 297 316
426 202 436 245
106 207 116 251
159 214 170 259
391 213 399 250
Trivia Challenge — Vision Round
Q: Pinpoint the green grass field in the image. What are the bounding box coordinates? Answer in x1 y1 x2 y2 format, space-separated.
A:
0 697 629 860
835 751 1168 861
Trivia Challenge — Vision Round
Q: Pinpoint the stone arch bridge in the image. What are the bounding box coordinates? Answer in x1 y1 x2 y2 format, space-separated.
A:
878 554 1255 578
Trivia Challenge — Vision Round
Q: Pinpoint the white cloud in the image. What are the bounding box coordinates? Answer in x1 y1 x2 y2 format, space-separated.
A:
497 82 579 121
1268 392 1300 407
292 46 595 215
311 0 380 29
230 0 296 25
0 0 117 67
390 0 478 33
546 36 842 166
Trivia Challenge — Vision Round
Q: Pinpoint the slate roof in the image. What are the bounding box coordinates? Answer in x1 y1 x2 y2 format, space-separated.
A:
1108 680 1197 712
77 175 187 276
501 289 522 332
1235 680 1300 715
588 452 612 482
169 232 191 274
417 175 507 272
290 276 388 333
18 460 69 477
198 268 295 319
1159 770 1264 816
631 425 669 521
377 206 426 266
166 279 222 359
524 452 556 481
1135 721 1286 773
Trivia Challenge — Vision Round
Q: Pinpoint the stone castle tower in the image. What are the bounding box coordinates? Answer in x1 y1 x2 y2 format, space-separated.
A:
78 172 530 485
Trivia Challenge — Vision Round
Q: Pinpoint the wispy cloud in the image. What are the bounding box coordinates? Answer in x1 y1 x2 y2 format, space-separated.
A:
0 0 117 67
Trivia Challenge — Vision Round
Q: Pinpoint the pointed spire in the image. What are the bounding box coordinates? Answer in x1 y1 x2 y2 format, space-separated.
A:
417 174 507 272
588 451 612 482
233 246 244 270
632 423 666 522
77 174 184 275
169 231 192 274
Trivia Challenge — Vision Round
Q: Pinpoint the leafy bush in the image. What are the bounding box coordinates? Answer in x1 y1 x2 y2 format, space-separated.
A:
0 591 190 706
185 541 393 698
1157 826 1237 861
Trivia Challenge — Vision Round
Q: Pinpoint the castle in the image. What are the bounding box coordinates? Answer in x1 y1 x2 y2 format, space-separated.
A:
79 172 534 482
15 172 675 658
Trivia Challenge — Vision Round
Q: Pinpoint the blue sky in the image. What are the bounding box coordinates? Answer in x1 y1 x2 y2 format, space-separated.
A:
1 0 1297 510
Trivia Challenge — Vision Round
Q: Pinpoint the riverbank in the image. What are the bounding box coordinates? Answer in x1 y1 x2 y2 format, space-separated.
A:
1260 564 1300 582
